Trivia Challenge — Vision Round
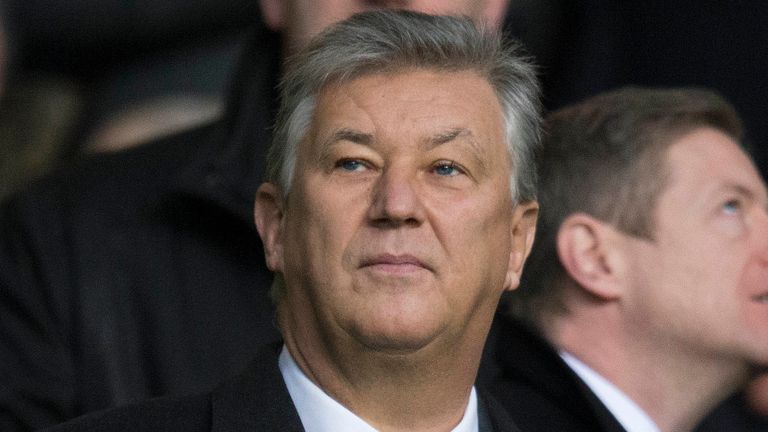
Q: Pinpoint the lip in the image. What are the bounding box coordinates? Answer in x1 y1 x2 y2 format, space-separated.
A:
360 254 432 273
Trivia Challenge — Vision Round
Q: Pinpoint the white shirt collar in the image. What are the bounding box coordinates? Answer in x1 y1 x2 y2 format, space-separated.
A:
560 352 660 432
279 345 479 432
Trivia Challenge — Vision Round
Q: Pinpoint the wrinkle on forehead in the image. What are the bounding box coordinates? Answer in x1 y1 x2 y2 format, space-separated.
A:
316 124 493 176
310 69 505 162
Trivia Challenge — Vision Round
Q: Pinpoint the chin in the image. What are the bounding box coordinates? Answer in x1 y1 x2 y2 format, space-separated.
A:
352 321 445 355
346 296 453 353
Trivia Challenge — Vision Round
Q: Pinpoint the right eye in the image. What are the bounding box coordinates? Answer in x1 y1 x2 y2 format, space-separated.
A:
336 159 367 172
721 198 744 216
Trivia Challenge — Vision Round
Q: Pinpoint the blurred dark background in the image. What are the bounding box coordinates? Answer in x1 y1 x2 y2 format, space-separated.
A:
532 0 768 176
8 0 259 77
0 0 766 198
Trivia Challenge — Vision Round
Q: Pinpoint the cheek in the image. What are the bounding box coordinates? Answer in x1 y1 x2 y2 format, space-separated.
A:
739 255 768 293
650 233 729 300
624 246 692 320
739 260 768 322
433 195 513 280
662 251 755 330
286 180 369 268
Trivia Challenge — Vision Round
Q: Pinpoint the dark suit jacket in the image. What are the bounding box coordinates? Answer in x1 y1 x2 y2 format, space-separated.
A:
481 312 768 432
47 344 522 432
479 314 627 432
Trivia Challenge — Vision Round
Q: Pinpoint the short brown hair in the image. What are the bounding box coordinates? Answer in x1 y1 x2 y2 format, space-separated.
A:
511 86 743 321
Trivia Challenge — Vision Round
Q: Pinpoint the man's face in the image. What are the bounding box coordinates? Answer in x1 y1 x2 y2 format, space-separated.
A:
621 127 768 364
259 0 510 53
260 69 535 354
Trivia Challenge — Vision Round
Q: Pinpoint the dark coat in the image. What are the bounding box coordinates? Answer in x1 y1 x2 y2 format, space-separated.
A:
0 28 282 431
479 314 627 432
43 345 304 432
45 345 522 432
480 314 768 432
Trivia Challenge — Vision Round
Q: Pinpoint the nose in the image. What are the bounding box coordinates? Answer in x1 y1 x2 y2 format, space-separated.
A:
368 168 425 228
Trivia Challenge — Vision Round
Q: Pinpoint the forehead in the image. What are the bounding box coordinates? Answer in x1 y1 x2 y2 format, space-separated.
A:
308 70 506 153
659 127 767 210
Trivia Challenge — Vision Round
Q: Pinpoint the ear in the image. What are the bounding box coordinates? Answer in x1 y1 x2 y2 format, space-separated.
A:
504 200 539 291
556 213 624 300
258 0 285 31
254 182 285 272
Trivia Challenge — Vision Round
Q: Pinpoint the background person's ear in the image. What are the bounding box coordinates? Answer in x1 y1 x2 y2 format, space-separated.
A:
504 201 539 291
556 213 624 300
254 183 285 272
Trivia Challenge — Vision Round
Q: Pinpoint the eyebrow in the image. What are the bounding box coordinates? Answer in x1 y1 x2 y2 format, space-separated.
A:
317 126 494 172
717 181 768 207
429 128 471 147
423 127 490 172
316 128 373 163
326 128 373 146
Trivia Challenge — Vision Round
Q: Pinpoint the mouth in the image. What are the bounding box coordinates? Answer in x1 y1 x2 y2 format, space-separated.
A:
753 294 768 304
360 254 432 274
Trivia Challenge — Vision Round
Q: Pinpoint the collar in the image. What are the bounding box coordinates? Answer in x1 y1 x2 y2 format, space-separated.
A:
279 345 480 432
560 352 660 432
485 314 630 431
210 343 304 432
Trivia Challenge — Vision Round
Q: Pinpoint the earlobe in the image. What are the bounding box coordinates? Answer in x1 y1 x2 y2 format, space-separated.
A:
254 183 285 272
504 201 539 291
557 214 623 300
258 0 285 31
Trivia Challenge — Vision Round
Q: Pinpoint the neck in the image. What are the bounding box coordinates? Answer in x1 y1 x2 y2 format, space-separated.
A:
544 301 749 432
279 307 488 432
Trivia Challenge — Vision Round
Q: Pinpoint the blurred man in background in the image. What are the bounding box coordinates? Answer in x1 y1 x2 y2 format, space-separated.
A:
485 87 768 432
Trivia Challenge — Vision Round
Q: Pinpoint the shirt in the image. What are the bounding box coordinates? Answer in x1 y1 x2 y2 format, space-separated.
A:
279 346 479 432
560 352 660 432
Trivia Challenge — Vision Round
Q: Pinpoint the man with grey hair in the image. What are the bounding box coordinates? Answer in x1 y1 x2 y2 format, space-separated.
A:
1 2 521 432
47 10 540 431
483 86 768 432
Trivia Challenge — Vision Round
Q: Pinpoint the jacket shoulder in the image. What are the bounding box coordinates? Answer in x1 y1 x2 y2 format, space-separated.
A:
9 122 222 213
44 393 212 432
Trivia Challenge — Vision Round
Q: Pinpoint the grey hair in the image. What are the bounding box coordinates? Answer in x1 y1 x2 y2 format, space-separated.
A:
265 9 542 203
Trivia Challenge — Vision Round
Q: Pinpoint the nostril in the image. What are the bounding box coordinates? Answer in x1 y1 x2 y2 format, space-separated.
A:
370 215 420 229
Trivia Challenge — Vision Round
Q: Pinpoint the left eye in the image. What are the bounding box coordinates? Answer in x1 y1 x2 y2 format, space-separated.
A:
433 162 462 177
722 199 742 215
337 159 367 172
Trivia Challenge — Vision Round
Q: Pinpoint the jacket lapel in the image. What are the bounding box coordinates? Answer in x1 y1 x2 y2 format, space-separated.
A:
210 343 304 432
479 391 523 432
483 314 627 432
